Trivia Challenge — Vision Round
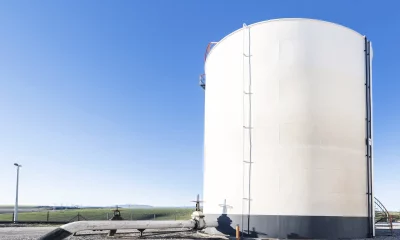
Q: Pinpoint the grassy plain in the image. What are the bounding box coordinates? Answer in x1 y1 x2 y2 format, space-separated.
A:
0 207 194 222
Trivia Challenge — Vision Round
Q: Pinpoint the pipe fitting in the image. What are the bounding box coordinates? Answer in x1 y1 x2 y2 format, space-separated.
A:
39 211 218 240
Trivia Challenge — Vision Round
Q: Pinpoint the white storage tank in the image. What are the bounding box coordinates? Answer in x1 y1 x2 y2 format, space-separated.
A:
201 18 373 239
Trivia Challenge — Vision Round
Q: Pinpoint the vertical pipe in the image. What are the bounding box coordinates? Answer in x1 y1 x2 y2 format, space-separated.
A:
368 40 373 238
364 36 373 238
13 166 20 223
365 36 371 238
368 40 374 237
369 40 375 237
364 36 370 238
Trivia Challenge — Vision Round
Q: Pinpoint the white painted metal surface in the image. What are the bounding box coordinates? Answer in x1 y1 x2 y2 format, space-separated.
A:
370 41 376 236
39 210 219 240
13 163 21 223
203 19 373 217
61 220 196 233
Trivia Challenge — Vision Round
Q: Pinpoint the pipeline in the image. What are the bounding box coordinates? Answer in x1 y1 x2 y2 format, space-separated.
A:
38 211 218 240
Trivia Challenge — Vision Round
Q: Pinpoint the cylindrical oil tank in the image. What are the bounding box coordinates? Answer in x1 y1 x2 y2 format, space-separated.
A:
202 18 373 239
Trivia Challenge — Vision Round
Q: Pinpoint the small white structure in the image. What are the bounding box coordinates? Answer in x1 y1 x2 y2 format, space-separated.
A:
202 18 373 239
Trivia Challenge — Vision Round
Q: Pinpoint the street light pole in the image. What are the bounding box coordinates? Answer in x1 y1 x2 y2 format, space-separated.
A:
13 163 22 223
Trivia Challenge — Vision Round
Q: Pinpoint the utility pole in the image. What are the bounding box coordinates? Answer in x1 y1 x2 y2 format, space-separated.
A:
13 163 22 223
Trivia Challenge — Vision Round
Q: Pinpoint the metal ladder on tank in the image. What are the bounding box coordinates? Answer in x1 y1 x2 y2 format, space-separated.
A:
241 23 253 237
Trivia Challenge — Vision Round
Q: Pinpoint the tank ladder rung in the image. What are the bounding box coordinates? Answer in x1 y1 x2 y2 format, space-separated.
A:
242 22 253 236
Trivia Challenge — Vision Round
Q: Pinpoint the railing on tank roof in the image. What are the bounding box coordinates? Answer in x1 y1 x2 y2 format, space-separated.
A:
199 74 206 90
199 42 217 90
204 42 218 61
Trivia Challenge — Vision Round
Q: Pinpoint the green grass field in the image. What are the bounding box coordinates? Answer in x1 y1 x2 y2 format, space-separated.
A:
0 207 194 222
0 205 42 208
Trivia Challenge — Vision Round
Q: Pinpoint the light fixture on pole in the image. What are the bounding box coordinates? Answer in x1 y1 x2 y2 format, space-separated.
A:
13 163 22 223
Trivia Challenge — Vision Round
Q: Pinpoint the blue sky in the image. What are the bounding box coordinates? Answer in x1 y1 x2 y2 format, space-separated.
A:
0 1 399 210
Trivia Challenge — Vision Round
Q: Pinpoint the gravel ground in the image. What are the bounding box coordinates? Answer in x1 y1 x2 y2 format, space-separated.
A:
0 225 398 240
0 226 55 239
367 229 400 240
0 226 226 240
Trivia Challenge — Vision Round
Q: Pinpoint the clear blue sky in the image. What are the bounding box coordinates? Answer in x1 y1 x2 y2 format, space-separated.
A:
0 1 399 210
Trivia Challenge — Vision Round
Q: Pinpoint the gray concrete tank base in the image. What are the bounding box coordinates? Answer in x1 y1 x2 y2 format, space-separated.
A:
201 18 374 239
